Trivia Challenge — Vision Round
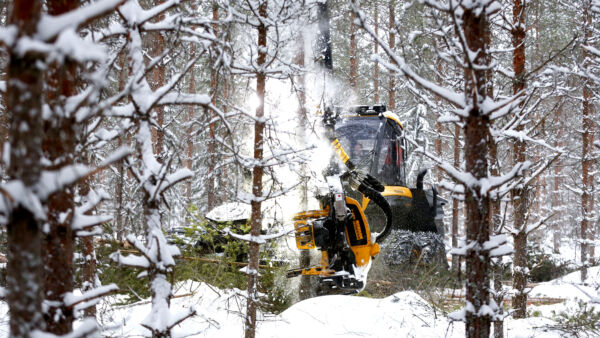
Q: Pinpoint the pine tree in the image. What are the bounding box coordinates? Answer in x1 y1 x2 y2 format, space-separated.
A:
5 2 45 336
511 0 529 319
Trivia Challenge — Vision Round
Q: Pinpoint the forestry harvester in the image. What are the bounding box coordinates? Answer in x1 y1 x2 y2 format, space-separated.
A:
287 105 445 294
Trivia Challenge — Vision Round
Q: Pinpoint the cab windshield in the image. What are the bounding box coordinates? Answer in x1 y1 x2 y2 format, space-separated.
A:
335 116 405 186
335 117 381 171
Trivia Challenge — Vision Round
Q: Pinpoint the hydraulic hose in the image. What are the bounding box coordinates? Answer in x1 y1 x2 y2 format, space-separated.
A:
357 182 392 244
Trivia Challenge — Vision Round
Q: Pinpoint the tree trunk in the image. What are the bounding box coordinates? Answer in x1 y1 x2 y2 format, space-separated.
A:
388 0 395 110
78 177 97 318
488 114 503 338
207 2 219 211
452 124 460 271
552 109 563 253
552 164 561 253
6 1 45 336
115 52 128 242
150 0 165 160
316 1 332 72
462 6 492 338
246 2 267 337
116 138 125 242
42 0 81 333
186 9 199 203
295 31 314 301
581 1 594 282
511 0 528 319
349 9 357 91
373 3 379 102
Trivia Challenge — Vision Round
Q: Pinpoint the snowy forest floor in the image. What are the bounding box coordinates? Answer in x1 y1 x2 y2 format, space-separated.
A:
1 267 598 337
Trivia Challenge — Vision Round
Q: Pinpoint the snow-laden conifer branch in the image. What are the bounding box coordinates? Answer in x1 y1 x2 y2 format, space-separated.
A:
31 318 99 338
352 2 468 108
37 0 126 42
0 146 130 222
117 0 182 28
405 135 530 196
72 188 113 233
63 284 119 309
223 227 294 244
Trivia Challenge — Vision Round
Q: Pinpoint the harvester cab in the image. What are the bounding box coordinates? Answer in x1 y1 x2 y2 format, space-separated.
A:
287 104 445 294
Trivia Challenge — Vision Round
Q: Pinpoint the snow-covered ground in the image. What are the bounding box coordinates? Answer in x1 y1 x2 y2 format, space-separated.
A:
100 281 464 338
1 267 599 337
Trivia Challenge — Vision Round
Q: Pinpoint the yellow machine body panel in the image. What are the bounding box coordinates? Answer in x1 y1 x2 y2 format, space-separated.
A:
294 220 316 250
344 197 380 268
293 208 329 221
291 197 381 277
331 139 350 164
361 185 412 210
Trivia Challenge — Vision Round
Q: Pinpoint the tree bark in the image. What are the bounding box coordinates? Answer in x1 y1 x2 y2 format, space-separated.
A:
186 37 196 202
452 124 460 271
6 1 45 336
388 0 396 110
349 9 357 91
115 52 128 242
373 3 379 102
150 0 166 160
462 5 492 337
552 108 563 253
295 31 314 301
246 2 267 337
316 1 332 72
42 0 82 333
207 2 219 211
78 178 97 318
511 0 528 320
581 1 595 282
488 127 503 338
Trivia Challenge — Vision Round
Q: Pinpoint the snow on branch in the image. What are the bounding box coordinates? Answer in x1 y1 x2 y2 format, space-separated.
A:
118 0 181 28
224 228 294 244
351 4 466 109
507 213 555 236
497 129 563 154
158 93 211 105
63 284 119 309
0 26 17 47
483 235 513 257
153 168 194 198
38 0 126 42
37 146 131 200
496 153 561 199
37 164 93 200
72 213 111 232
237 182 301 204
31 318 98 338
111 249 150 269
406 135 531 195
165 307 197 332
1 180 46 220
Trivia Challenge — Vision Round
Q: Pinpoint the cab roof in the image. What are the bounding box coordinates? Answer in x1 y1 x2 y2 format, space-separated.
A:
334 104 403 129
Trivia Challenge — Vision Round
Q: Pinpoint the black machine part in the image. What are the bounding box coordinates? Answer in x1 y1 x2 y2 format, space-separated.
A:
341 170 392 244
416 169 437 217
